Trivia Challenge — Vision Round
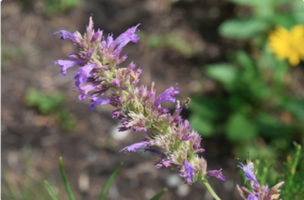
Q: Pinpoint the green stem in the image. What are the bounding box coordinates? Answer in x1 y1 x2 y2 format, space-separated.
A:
201 179 221 200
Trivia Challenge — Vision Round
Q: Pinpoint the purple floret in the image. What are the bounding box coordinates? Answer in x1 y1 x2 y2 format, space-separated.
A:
206 170 226 181
74 64 95 88
184 160 194 179
89 97 111 111
153 85 179 108
54 60 82 76
51 30 77 42
238 162 258 184
120 141 149 153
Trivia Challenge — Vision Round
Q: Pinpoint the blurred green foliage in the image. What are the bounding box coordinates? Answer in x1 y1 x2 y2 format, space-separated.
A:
189 50 304 156
138 32 204 57
46 0 81 14
219 0 304 40
25 88 77 131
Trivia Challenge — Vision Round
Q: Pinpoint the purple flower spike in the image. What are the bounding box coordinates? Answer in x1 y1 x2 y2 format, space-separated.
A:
54 60 80 76
74 64 95 88
51 30 77 42
238 162 258 184
120 141 149 153
184 160 194 179
89 97 111 111
153 85 179 108
206 170 225 181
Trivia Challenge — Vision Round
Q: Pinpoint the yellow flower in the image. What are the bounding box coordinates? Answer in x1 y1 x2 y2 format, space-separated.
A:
268 25 304 66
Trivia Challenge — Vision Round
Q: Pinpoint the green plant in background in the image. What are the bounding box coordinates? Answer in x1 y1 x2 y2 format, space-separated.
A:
45 158 167 200
46 0 81 14
241 143 304 199
277 143 304 199
189 50 304 157
219 0 304 40
25 88 77 131
137 31 204 57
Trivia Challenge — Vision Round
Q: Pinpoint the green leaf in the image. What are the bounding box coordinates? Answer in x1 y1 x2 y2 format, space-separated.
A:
282 99 304 122
150 187 167 200
99 162 124 200
205 63 238 90
273 13 296 29
292 1 304 24
189 114 214 137
226 0 267 6
219 18 268 39
59 157 75 200
44 181 59 200
226 113 257 141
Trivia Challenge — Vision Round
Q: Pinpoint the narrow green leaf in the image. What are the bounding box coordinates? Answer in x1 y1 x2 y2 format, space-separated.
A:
99 162 124 200
44 180 59 200
59 157 75 200
150 187 167 200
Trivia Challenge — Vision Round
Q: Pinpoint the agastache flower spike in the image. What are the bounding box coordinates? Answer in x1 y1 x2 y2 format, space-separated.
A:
237 162 284 200
51 17 225 197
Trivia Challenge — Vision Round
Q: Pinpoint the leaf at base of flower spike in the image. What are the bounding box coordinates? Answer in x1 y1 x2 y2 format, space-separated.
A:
44 180 59 200
150 187 167 200
59 157 75 200
99 162 124 200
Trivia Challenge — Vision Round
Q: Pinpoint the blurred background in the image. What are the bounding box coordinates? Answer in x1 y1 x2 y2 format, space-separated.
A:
2 0 304 199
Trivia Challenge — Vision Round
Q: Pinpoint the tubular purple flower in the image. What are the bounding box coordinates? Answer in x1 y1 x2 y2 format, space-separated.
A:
120 141 149 153
184 160 194 179
51 30 77 42
89 97 111 111
79 84 96 101
153 85 179 108
74 64 95 88
54 60 82 76
238 162 258 184
113 24 140 49
206 170 225 181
